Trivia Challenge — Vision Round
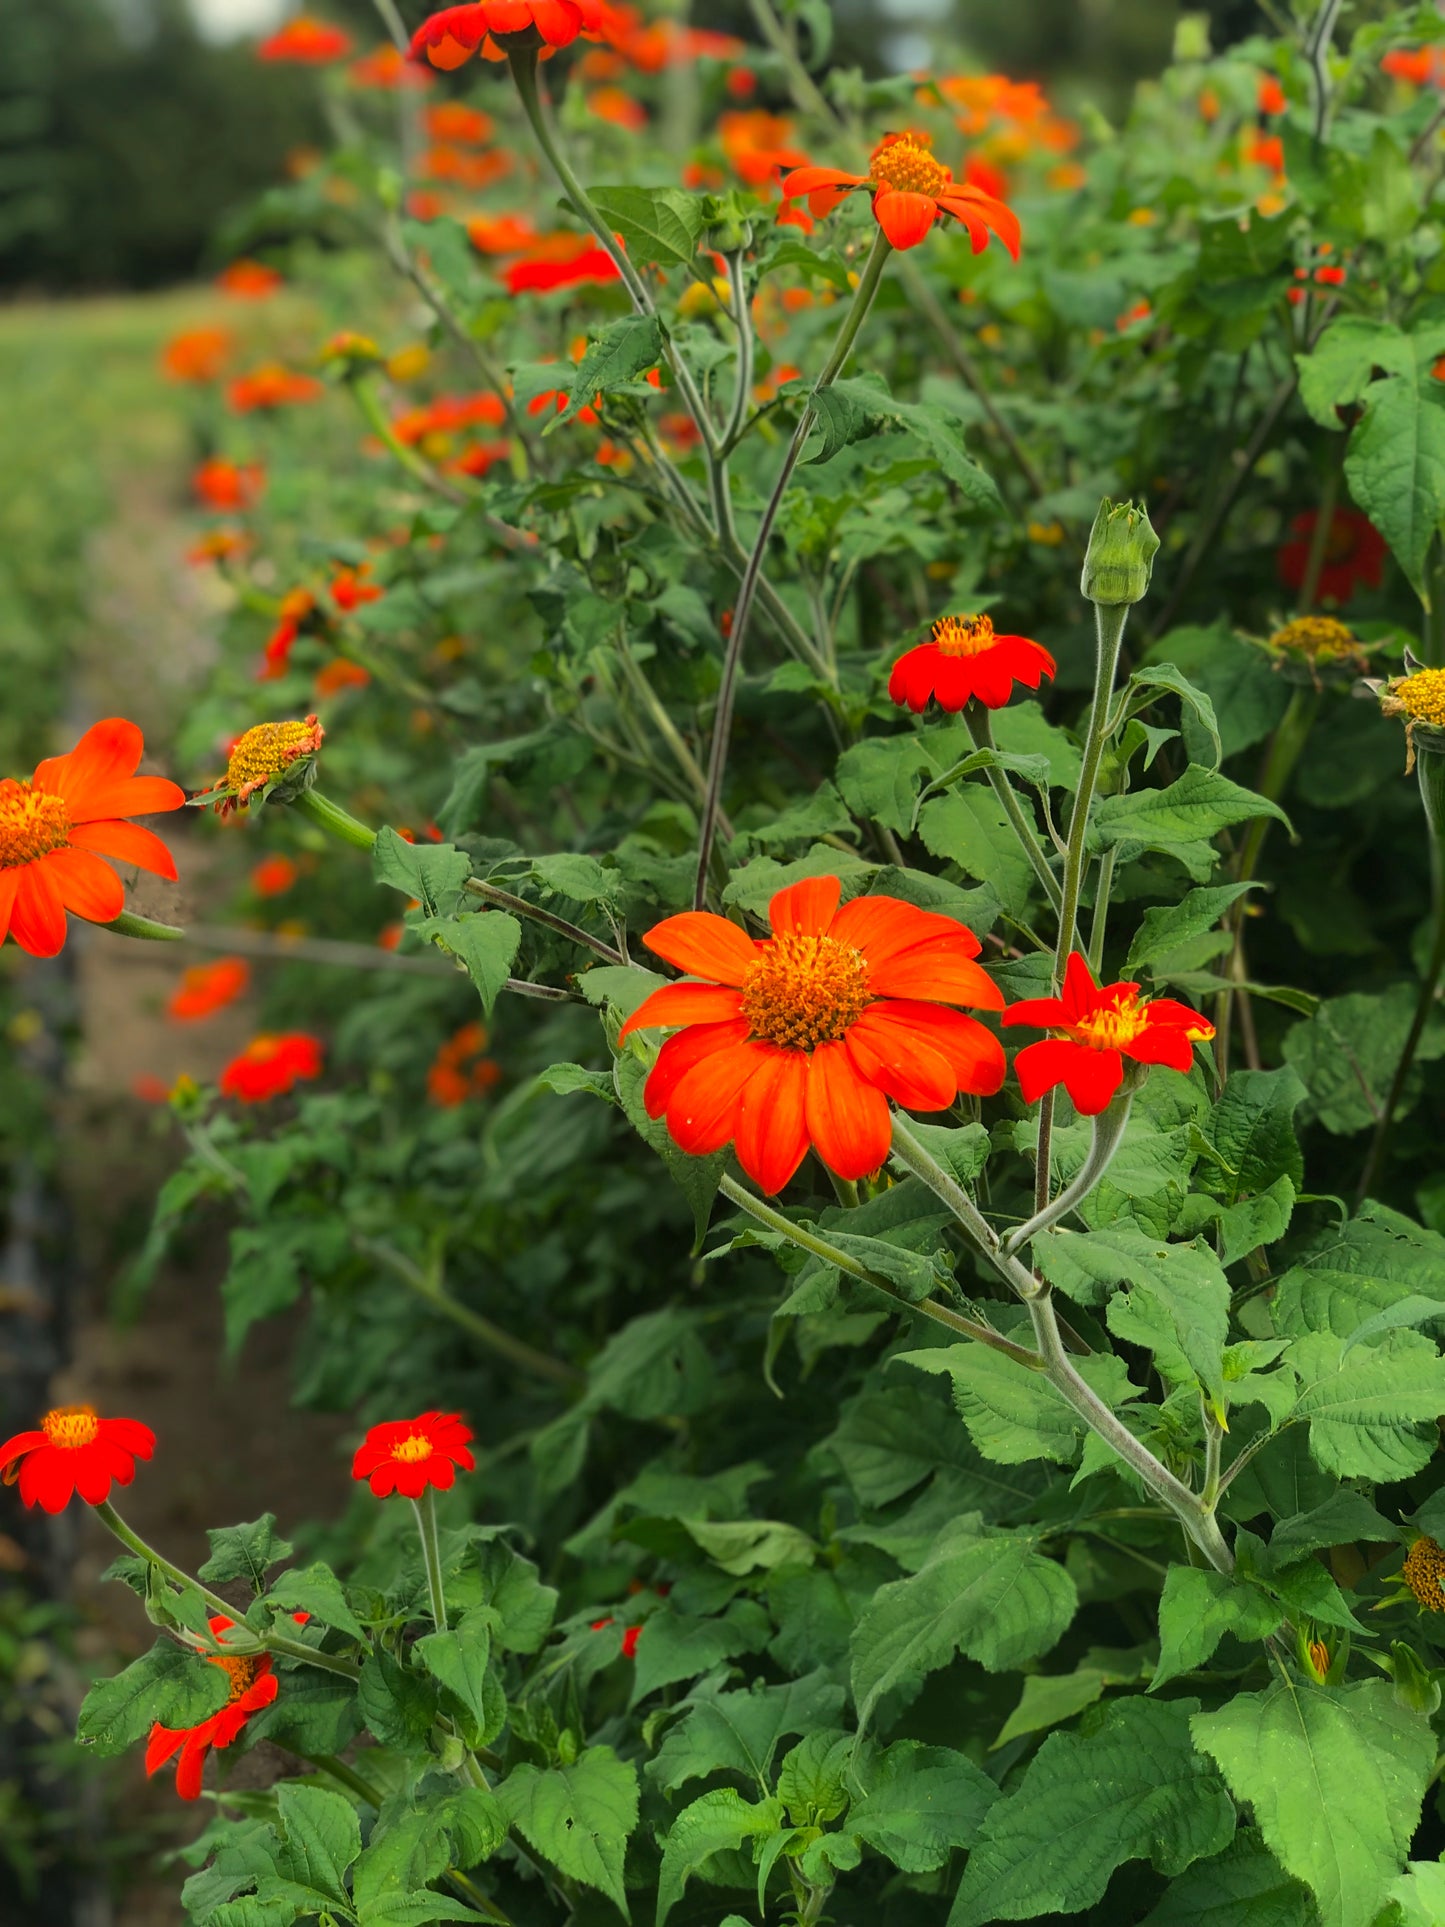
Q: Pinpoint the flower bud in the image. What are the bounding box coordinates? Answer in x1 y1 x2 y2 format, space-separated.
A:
1384 1640 1442 1717
1081 497 1160 606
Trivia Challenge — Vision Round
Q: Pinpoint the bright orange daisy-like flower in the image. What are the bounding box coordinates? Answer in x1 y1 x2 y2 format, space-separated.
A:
251 853 299 898
167 957 251 1022
1002 951 1214 1115
162 327 234 384
193 458 264 513
409 0 601 69
145 1612 308 1800
257 14 352 62
0 1405 156 1512
216 259 284 299
350 42 433 88
424 101 495 143
620 876 1005 1195
889 613 1054 714
781 131 1021 255
0 720 184 959
219 1033 324 1102
504 239 622 294
352 1411 476 1497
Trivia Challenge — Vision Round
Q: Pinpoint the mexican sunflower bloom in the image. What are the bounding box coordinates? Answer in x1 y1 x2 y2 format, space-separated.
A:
889 613 1055 713
167 957 251 1022
780 132 1021 255
409 0 602 69
162 327 233 383
0 720 184 958
619 876 1005 1194
257 15 352 62
219 1033 324 1102
1277 508 1387 605
145 1613 309 1800
193 458 264 513
1002 951 1214 1115
352 1412 476 1497
216 259 283 299
0 1406 155 1512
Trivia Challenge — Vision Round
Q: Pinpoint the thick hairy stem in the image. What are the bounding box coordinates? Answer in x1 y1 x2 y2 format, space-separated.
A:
965 707 1062 909
692 229 892 908
292 788 379 850
888 1116 1039 1300
1057 601 1131 972
720 250 756 460
413 1487 449 1631
1003 1093 1133 1255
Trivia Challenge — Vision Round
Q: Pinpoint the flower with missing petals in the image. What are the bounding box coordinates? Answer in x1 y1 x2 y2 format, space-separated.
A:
781 131 1021 254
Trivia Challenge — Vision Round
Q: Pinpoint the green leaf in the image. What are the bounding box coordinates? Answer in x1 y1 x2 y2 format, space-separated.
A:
918 787 1036 919
498 1747 639 1922
418 911 522 1017
1345 362 1445 604
776 1728 851 1823
835 735 939 838
357 1650 438 1749
900 1343 1135 1465
826 1384 999 1508
655 1788 783 1927
1126 884 1257 976
478 1540 558 1655
354 1789 505 1921
648 1670 844 1796
1092 766 1290 880
561 313 665 421
630 1599 771 1705
951 1697 1235 1926
1288 1330 1445 1480
1283 985 1445 1137
589 187 703 268
266 1563 368 1643
1296 317 1416 429
1391 1859 1445 1927
77 1639 228 1756
1125 664 1223 766
528 852 620 904
850 1517 1078 1732
847 1740 997 1871
416 1606 496 1732
684 1519 818 1575
245 1671 362 1757
373 827 472 917
992 1650 1151 1749
273 1783 361 1908
1139 1828 1315 1927
578 964 667 1017
1268 1490 1393 1563
198 1515 295 1590
1192 1678 1435 1927
1201 1068 1306 1205
1272 1203 1445 1338
1151 1566 1283 1691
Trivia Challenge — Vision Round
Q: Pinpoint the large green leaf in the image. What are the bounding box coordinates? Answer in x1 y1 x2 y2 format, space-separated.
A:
1193 1678 1434 1927
647 1670 844 1796
498 1747 639 1921
1271 1203 1445 1337
655 1788 783 1927
589 187 703 267
1287 1330 1445 1480
562 312 665 419
1283 986 1445 1137
1091 766 1289 881
1151 1565 1283 1691
1345 362 1445 604
849 1740 998 1872
899 1343 1135 1465
950 1697 1235 1925
1139 1828 1315 1927
77 1639 228 1757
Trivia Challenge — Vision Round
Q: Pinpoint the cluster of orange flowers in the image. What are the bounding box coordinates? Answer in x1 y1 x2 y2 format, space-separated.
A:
427 1021 503 1105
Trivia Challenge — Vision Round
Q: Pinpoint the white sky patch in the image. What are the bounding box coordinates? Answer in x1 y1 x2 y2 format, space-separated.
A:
190 0 287 41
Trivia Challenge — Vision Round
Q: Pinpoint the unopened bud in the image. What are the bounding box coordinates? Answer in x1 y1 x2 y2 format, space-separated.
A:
1385 1640 1442 1716
1081 497 1160 606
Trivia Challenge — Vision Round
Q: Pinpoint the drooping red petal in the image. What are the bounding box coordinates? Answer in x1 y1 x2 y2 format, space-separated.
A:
145 1723 185 1776
44 848 125 926
830 895 981 968
769 874 841 937
844 1007 956 1109
806 1041 893 1180
530 0 583 42
1000 994 1070 1030
1013 1037 1082 1106
1061 1046 1125 1116
732 1045 810 1194
887 643 938 712
644 1018 751 1118
643 911 757 986
19 1446 75 1513
618 982 744 1041
937 187 1022 260
872 189 937 249
665 1041 765 1155
1140 998 1214 1036
175 1728 214 1800
868 941 1003 1010
993 635 1056 688
0 1429 45 1473
8 863 69 958
1123 1026 1197 1073
67 818 179 879
0 868 19 949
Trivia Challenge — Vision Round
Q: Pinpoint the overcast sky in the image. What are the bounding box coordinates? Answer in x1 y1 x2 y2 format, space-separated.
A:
190 0 286 38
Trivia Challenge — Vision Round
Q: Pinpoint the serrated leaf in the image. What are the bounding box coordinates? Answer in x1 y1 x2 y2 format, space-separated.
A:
1092 766 1290 880
1151 1565 1283 1691
418 911 522 1017
848 1738 999 1872
1126 884 1257 976
273 1783 360 1906
631 1599 771 1706
1288 1330 1445 1480
1126 664 1223 766
1193 1678 1434 1927
561 313 665 422
900 1343 1135 1465
1271 1203 1445 1338
648 1670 844 1796
655 1788 783 1927
267 1563 367 1643
684 1519 817 1575
357 1650 438 1749
77 1639 228 1756
373 827 471 916
416 1607 496 1731
1345 363 1445 604
198 1515 295 1590
1139 1828 1315 1927
992 1650 1150 1749
499 1747 639 1922
590 187 703 267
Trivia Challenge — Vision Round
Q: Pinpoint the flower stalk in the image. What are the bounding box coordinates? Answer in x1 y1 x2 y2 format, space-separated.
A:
964 706 1062 910
413 1486 449 1631
1003 1092 1133 1256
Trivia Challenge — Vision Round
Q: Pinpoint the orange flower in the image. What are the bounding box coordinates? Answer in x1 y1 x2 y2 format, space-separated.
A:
350 42 433 88
719 109 807 191
167 958 251 1022
219 1032 323 1101
1002 952 1213 1115
0 720 183 959
889 613 1054 713
589 85 648 130
228 363 324 413
251 854 298 898
314 657 372 697
619 876 1005 1194
145 1613 308 1800
407 190 447 222
193 458 264 512
781 132 1021 255
258 14 352 61
1245 131 1285 174
330 564 384 611
1257 74 1287 115
188 529 249 566
261 586 319 681
216 259 284 298
529 389 600 426
409 0 602 69
352 1412 475 1497
420 142 512 188
1383 47 1445 86
162 327 234 383
504 240 622 293
467 213 541 254
0 1406 155 1512
424 101 495 143
427 1022 502 1105
392 392 507 446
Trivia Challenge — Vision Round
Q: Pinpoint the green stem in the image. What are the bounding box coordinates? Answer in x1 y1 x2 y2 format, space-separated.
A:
1087 848 1117 975
413 1487 448 1632
308 1752 384 1805
102 910 186 942
964 707 1062 910
1201 1404 1225 1512
355 1237 582 1386
292 788 378 850
352 374 467 507
692 228 893 908
1296 462 1340 614
888 1116 1039 1301
463 877 624 965
1002 1093 1133 1256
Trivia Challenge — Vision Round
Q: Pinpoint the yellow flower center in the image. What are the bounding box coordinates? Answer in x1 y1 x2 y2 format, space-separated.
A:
1269 615 1358 659
224 717 325 800
41 1406 100 1450
209 1650 264 1704
1403 1535 1445 1612
392 1433 435 1465
1392 670 1445 729
0 781 71 869
741 932 870 1050
869 133 952 199
931 613 996 658
1072 995 1150 1052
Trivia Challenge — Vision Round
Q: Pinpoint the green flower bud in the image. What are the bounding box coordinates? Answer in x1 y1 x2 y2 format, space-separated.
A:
1081 497 1160 606
1384 1640 1442 1717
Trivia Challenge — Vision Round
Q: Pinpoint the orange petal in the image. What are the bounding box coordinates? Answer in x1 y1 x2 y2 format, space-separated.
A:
830 895 981 967
1060 950 1103 1022
865 999 1005 1097
64 775 185 826
618 981 744 1041
872 189 937 250
780 165 866 199
733 1045 810 1193
68 818 179 880
868 943 1003 1009
0 868 19 949
845 1008 957 1109
769 874 841 937
665 1040 764 1155
32 719 143 805
45 848 125 925
7 862 69 957
643 1017 750 1118
805 1042 892 1181
643 911 758 986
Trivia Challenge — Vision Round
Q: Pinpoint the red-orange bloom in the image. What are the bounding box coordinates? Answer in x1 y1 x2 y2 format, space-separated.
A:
258 15 352 62
330 564 385 611
1277 508 1387 604
1383 47 1445 86
504 241 622 293
409 0 601 69
427 1022 502 1105
314 657 372 697
589 85 648 131
1002 951 1213 1115
188 529 249 566
424 101 495 143
0 720 183 959
145 1613 308 1800
228 363 325 413
1258 74 1287 114
351 1412 475 1497
467 213 541 254
889 613 1054 713
216 259 284 298
350 42 433 88
219 1033 324 1102
193 458 264 512
251 854 298 898
162 327 234 383
392 392 507 445
0 1406 155 1512
781 132 1021 255
620 876 1005 1194
719 109 807 192
167 957 251 1022
1246 131 1285 174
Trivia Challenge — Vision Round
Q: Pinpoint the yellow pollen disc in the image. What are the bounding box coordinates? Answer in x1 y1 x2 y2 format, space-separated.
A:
1269 615 1358 659
0 781 71 869
393 1433 435 1464
1392 669 1445 729
1072 997 1149 1051
224 717 324 797
41 1406 100 1450
932 613 996 658
869 133 952 198
1403 1536 1445 1612
741 932 869 1051
210 1651 264 1704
